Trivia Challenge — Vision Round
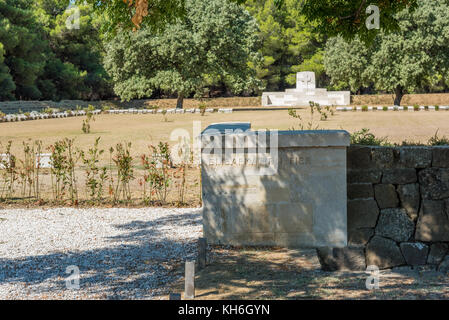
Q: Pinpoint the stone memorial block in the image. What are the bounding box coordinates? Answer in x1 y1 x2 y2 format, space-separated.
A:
262 71 350 106
201 122 350 248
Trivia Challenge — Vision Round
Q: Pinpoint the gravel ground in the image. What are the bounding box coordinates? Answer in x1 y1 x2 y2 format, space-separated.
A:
0 207 202 300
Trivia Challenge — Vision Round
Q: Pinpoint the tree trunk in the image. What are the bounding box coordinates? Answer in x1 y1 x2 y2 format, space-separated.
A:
176 93 184 109
394 85 404 106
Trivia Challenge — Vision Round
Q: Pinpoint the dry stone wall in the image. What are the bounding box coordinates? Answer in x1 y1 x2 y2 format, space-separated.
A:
318 145 449 272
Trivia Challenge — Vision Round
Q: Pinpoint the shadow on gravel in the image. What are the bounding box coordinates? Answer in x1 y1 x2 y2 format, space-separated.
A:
170 247 449 300
0 210 202 299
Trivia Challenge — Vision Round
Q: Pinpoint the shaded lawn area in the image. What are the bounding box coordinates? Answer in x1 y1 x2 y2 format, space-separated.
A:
167 246 449 300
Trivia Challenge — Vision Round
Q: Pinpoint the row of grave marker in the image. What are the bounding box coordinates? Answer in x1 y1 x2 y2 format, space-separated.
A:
107 108 233 114
0 108 234 122
336 105 449 111
1 110 101 122
0 154 52 169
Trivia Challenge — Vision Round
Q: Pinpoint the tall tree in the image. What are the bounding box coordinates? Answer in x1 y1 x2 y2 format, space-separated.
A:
33 0 112 100
46 4 112 100
0 43 15 100
245 0 326 91
324 0 449 105
104 0 261 108
0 0 47 100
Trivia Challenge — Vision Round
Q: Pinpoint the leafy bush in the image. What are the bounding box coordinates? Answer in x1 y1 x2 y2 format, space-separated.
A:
49 138 79 202
141 143 171 204
79 137 108 201
350 128 391 146
111 142 134 202
428 130 449 146
82 105 96 134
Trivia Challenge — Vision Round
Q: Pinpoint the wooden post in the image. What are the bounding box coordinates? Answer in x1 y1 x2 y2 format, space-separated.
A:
185 261 195 299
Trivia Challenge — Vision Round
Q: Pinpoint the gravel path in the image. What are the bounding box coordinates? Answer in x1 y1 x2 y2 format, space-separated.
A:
0 207 202 299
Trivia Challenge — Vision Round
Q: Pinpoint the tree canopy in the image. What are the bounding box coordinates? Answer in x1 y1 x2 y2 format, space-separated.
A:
324 0 449 105
80 0 419 42
104 0 261 108
0 0 112 101
245 0 326 92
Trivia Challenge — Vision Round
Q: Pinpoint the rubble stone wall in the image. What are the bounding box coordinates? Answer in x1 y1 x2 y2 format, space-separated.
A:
318 145 449 272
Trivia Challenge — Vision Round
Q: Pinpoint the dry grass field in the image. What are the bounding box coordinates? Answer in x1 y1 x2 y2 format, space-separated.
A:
1 107 448 205
1 108 449 151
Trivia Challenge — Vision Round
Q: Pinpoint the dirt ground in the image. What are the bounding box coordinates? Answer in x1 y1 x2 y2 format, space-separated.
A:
167 246 449 300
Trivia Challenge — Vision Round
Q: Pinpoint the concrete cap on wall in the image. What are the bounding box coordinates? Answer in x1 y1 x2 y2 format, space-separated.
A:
201 122 350 148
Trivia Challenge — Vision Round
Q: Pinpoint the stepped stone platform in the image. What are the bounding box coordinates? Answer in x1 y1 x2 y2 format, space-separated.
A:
262 72 350 107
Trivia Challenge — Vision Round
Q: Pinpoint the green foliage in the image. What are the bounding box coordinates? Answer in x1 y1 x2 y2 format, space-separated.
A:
428 130 449 146
141 142 172 204
350 128 391 146
80 0 246 36
111 142 134 202
324 0 449 105
104 0 261 107
80 137 108 201
288 101 334 130
0 0 47 100
82 105 96 134
0 0 112 101
245 0 326 91
49 138 79 202
37 2 112 100
301 0 418 43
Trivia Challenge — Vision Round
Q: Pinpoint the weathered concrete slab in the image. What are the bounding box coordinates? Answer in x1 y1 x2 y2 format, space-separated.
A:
201 123 350 248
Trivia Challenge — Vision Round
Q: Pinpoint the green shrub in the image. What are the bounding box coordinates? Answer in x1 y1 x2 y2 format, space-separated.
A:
435 105 440 111
413 104 420 111
361 105 368 112
383 106 388 111
428 130 449 146
350 128 391 146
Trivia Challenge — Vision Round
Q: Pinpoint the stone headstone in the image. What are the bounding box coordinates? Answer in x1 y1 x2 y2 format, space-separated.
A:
36 153 52 169
0 154 11 169
201 123 350 248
